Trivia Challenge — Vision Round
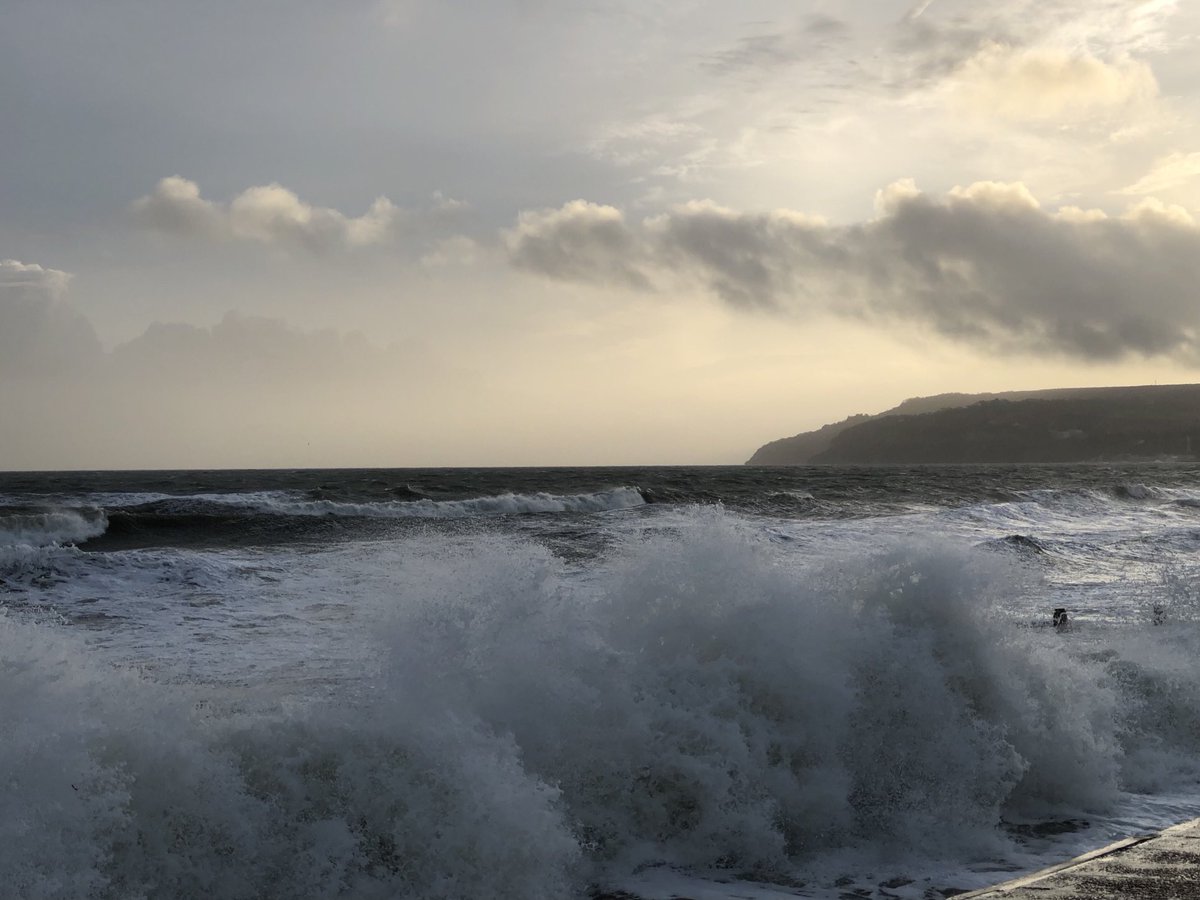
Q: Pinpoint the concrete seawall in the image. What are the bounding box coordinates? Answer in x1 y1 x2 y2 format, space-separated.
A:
959 819 1200 898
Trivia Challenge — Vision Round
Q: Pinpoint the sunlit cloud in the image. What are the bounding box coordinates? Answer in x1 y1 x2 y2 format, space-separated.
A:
1118 151 1200 195
133 177 466 253
507 182 1200 362
952 46 1157 121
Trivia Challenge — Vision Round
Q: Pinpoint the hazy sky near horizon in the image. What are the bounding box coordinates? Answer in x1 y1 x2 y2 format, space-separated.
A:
6 0 1200 468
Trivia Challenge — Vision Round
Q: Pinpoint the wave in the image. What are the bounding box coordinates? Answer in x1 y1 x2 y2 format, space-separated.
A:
981 533 1051 556
10 516 1200 897
0 508 107 549
946 482 1200 538
61 487 649 550
271 486 648 519
108 487 647 523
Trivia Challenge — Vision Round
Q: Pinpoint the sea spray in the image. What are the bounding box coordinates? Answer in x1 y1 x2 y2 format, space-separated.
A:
5 506 1200 898
0 508 107 548
367 512 1128 877
0 613 578 900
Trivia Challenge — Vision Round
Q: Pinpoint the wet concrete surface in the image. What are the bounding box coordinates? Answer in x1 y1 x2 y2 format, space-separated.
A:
959 819 1200 899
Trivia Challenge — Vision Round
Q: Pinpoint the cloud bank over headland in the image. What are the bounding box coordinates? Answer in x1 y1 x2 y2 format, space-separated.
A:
507 182 1200 362
121 172 1200 364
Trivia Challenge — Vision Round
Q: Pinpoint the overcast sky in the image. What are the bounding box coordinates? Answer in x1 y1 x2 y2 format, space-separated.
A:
5 0 1200 468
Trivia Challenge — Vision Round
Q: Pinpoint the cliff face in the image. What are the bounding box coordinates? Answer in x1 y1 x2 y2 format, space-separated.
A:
748 384 1200 465
746 414 872 466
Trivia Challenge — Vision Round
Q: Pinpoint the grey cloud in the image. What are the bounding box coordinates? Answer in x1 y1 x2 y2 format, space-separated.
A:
805 14 849 37
133 177 466 253
888 17 1001 90
110 312 394 386
703 14 852 79
504 201 652 290
0 259 102 377
649 202 838 310
0 260 468 468
886 0 1176 97
1 259 422 388
505 184 1200 362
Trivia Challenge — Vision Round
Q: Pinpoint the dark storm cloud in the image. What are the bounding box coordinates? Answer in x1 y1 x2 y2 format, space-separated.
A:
505 183 1200 362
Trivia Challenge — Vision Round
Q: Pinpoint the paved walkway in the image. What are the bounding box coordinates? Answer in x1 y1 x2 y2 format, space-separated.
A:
959 819 1200 899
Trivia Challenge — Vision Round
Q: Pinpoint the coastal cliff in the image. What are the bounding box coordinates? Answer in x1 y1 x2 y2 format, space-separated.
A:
748 383 1200 465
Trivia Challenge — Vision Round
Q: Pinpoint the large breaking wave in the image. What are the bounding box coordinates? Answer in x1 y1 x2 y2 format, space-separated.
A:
0 508 107 548
7 512 1200 898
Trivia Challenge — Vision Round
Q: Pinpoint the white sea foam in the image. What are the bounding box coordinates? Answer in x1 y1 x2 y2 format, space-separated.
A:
8 509 1200 899
220 486 647 519
0 612 578 900
373 519 1145 866
0 509 107 549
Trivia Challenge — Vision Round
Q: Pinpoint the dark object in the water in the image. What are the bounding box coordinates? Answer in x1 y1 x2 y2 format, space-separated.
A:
1053 608 1071 631
1152 603 1167 625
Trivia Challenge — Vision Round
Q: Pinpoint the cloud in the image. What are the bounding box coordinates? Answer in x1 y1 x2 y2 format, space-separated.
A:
0 259 470 468
420 236 480 268
647 201 832 310
0 257 446 392
129 176 227 238
0 258 71 298
109 310 402 387
0 259 101 377
904 0 938 22
703 14 851 78
1119 151 1200 195
133 177 465 253
504 200 652 289
887 0 1175 106
953 45 1157 120
505 183 1200 362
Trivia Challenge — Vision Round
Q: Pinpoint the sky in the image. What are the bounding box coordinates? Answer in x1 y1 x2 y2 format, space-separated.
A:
4 0 1200 468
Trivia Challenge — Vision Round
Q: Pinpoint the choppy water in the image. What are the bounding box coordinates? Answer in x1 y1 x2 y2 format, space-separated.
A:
4 464 1200 899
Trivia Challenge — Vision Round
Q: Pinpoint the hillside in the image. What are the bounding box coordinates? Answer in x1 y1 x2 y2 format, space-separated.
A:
748 384 1200 465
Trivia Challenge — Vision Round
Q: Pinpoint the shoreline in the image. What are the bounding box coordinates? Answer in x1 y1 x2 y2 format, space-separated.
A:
959 818 1200 898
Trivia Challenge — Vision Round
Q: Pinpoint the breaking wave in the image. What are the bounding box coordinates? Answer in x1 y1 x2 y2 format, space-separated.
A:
103 487 647 521
268 486 648 519
8 513 1200 897
0 508 107 549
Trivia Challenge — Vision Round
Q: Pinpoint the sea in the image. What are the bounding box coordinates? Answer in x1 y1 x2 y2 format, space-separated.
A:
5 463 1200 900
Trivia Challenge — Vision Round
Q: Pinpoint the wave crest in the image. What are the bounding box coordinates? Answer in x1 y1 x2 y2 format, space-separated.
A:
10 515 1200 895
111 486 648 521
0 508 107 549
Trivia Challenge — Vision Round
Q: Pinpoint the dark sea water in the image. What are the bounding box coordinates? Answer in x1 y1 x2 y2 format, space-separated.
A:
5 464 1200 899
